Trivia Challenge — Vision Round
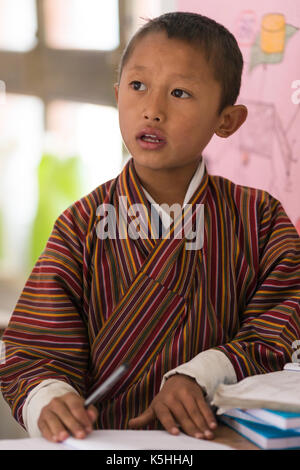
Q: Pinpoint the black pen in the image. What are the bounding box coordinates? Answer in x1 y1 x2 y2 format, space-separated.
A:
84 363 129 408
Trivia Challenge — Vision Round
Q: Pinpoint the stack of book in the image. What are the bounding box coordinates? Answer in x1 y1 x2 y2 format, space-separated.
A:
220 408 300 450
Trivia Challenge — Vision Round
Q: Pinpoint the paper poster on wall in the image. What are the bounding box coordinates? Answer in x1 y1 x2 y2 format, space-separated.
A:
177 0 300 233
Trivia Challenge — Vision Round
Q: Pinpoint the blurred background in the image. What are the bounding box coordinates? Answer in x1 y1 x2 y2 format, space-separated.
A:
0 0 299 438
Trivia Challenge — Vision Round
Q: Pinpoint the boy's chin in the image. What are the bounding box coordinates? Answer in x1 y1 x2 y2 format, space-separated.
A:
133 157 175 172
132 153 199 173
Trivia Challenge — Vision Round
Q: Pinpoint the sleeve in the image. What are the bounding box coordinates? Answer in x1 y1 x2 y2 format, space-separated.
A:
213 193 300 381
0 207 90 429
160 349 237 403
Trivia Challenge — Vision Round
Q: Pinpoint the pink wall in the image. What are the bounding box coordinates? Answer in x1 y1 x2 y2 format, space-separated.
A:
177 0 300 233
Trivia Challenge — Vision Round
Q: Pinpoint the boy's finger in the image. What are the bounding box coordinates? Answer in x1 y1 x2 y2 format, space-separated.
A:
39 409 70 442
128 407 155 428
180 396 214 438
151 402 182 436
195 396 218 430
39 418 59 443
45 398 88 439
65 395 95 431
162 400 206 438
87 405 99 423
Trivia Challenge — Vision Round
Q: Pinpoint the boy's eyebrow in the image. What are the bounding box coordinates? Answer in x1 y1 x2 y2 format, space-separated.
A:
127 65 203 84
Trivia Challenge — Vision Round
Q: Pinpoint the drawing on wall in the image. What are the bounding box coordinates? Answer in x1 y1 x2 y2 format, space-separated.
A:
177 1 300 234
240 13 299 188
241 13 299 230
239 13 299 232
237 100 298 192
249 13 298 71
204 10 300 234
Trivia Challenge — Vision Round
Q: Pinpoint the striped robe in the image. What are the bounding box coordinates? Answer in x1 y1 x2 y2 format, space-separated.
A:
1 158 300 430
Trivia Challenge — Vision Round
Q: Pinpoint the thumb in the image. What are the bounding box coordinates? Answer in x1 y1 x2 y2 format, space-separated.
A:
87 405 98 422
128 407 155 429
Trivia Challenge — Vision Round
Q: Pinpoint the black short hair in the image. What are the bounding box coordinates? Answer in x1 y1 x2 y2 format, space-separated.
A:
118 12 243 115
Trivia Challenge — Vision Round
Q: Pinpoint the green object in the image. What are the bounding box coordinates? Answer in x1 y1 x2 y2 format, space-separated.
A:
29 153 83 270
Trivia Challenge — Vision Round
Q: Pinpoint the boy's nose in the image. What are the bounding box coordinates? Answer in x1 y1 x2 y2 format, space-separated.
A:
144 113 161 122
142 94 166 122
143 107 166 122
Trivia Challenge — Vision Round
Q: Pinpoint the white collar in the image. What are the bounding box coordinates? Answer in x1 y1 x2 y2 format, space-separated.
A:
142 158 205 228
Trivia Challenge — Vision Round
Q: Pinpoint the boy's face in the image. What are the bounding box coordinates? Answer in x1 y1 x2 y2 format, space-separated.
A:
115 32 225 174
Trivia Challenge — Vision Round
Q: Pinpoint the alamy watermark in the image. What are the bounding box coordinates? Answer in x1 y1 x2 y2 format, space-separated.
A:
96 198 204 250
292 340 300 363
291 80 300 105
0 340 6 365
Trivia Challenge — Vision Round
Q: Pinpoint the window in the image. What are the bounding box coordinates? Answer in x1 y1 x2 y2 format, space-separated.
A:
47 100 122 191
0 94 44 275
127 0 177 39
0 0 175 282
0 0 37 52
0 0 125 278
44 0 119 51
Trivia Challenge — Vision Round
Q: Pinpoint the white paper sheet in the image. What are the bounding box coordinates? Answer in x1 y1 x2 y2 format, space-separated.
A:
212 370 300 414
0 437 66 450
63 430 233 450
0 430 233 450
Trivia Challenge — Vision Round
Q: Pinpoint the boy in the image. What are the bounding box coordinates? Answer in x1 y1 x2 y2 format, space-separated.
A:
1 12 300 444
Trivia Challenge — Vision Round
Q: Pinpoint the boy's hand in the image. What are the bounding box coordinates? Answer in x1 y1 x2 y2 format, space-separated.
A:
128 374 217 439
38 392 98 442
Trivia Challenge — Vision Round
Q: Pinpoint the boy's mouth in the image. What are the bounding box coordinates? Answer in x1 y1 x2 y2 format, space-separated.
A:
136 128 167 150
141 135 162 143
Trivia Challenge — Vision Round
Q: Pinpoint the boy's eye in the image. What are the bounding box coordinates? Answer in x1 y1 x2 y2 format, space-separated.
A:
171 89 190 99
130 81 147 91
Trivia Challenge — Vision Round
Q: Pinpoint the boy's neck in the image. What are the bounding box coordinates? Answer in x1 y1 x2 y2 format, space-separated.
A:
133 159 201 207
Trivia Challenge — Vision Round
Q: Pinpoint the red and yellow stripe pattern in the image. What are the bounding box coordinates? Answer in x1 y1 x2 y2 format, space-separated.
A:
1 158 300 429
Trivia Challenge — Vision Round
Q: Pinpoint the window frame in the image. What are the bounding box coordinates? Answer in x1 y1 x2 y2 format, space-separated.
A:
0 0 132 111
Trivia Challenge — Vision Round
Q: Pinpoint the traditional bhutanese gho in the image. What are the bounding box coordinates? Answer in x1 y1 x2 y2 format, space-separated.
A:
1 158 300 430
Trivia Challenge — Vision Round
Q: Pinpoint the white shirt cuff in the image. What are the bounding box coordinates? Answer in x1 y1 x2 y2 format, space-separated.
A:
160 349 237 404
22 379 79 437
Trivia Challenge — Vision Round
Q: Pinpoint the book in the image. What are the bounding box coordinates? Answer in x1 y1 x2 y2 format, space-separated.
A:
222 408 300 431
221 408 267 425
246 409 300 430
220 415 300 450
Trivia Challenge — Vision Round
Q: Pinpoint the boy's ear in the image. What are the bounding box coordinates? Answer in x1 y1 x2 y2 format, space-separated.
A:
114 83 119 104
215 104 248 138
